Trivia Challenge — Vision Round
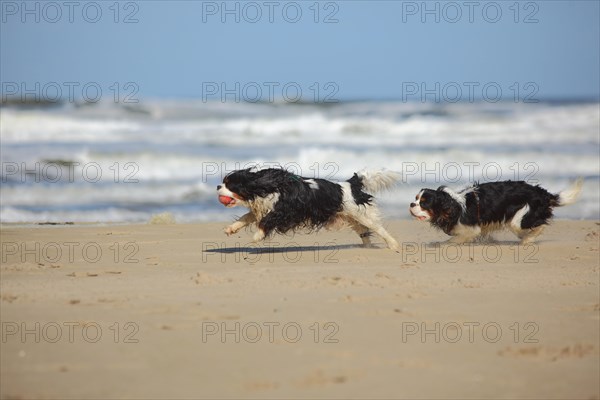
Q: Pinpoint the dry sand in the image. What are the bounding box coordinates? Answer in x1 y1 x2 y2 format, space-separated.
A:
1 220 599 399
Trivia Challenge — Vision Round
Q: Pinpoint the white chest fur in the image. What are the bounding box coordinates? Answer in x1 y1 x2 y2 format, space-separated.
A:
249 193 280 220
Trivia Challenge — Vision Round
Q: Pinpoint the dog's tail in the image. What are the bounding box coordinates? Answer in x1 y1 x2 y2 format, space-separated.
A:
354 169 402 193
555 178 583 206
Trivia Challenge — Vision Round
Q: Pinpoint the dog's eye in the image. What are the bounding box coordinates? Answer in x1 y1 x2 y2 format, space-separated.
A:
420 197 426 203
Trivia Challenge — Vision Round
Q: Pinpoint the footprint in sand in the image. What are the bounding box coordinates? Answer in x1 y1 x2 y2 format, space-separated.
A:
243 381 280 392
498 343 597 361
585 230 599 242
294 369 351 388
191 272 234 285
1 294 18 303
66 271 121 277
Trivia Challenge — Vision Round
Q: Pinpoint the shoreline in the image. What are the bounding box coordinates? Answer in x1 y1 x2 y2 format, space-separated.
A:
0 215 594 227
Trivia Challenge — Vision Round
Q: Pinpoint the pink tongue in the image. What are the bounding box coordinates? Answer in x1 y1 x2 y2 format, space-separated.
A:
219 195 234 206
417 216 427 221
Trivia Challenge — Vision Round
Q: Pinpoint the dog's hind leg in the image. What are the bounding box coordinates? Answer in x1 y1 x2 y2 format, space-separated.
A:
509 204 547 244
519 226 545 245
348 221 375 248
350 215 399 251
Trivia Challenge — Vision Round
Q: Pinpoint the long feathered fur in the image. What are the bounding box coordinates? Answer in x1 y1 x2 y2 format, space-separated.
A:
217 167 400 250
409 179 583 244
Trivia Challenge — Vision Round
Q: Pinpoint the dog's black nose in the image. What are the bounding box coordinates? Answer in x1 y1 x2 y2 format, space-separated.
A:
217 185 222 190
410 202 416 207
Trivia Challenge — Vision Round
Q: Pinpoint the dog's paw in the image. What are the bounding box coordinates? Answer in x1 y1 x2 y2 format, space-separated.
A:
224 225 239 236
446 237 475 245
387 239 400 252
253 229 266 242
389 244 400 253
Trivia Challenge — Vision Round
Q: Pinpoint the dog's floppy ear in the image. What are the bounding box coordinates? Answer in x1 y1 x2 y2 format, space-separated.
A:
226 167 253 178
243 169 283 198
435 191 459 223
438 196 452 221
223 168 257 199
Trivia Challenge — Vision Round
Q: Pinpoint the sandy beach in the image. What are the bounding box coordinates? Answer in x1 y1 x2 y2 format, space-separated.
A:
1 219 599 399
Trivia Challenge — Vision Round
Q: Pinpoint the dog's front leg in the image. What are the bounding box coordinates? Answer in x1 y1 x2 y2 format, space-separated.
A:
445 224 481 244
224 213 256 236
252 229 266 242
252 212 280 242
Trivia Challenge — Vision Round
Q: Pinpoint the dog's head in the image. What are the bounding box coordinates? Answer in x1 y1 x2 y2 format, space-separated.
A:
217 168 283 208
217 169 252 208
409 187 458 224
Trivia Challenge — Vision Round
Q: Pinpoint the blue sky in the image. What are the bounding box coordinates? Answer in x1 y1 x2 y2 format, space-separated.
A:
1 0 599 101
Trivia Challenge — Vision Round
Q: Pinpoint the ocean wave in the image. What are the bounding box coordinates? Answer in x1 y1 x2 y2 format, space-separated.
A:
3 101 598 144
2 100 598 223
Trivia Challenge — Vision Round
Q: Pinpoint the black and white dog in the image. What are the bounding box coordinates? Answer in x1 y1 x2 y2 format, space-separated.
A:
217 168 400 250
409 179 582 244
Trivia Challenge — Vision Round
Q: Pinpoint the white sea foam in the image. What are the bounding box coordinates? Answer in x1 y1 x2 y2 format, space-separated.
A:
1 100 598 223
